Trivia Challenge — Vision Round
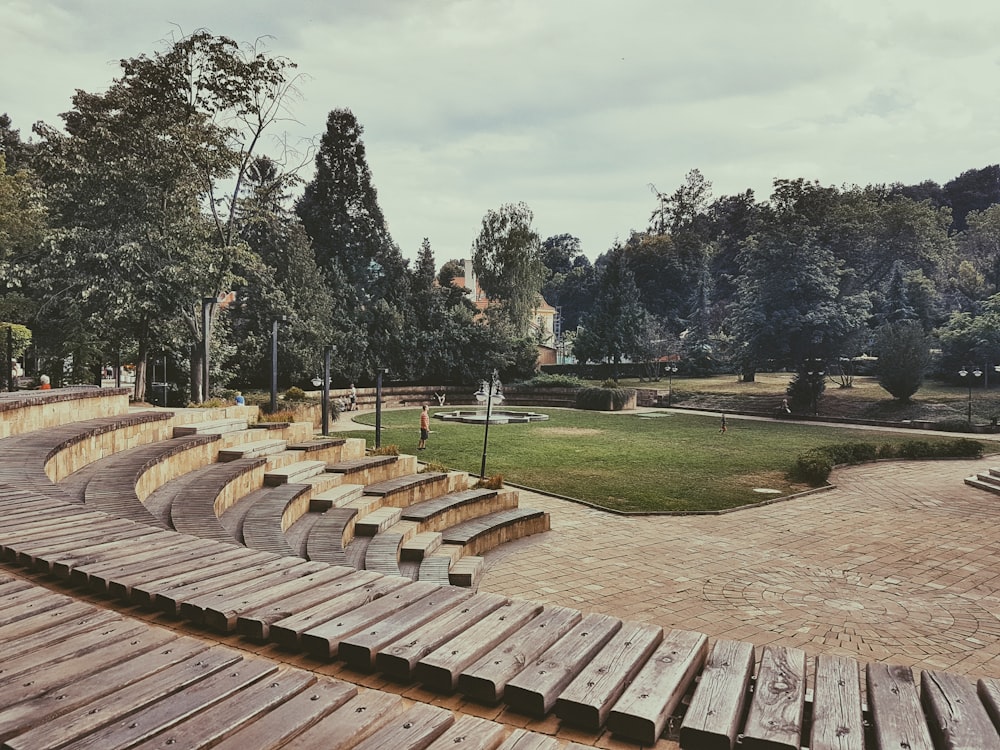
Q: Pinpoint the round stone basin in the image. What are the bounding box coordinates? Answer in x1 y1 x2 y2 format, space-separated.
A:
434 409 549 425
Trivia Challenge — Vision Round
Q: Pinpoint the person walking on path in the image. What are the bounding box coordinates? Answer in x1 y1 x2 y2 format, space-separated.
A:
419 404 430 450
719 413 727 433
349 383 357 411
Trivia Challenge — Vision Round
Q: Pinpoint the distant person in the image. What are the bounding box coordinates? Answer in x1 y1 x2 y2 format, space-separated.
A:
38 374 51 390
234 392 245 406
349 383 357 411
719 413 727 433
419 404 430 450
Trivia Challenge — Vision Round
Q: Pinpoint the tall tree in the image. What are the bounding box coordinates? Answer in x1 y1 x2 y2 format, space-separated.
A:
573 245 647 378
471 202 545 332
31 30 300 400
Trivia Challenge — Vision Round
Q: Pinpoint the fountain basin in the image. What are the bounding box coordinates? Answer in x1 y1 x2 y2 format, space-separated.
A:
434 409 549 425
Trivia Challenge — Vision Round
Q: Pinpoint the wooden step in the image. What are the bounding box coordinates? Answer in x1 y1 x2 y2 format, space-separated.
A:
401 531 443 561
355 506 403 536
363 472 452 508
441 508 550 556
310 483 364 511
217 438 287 462
172 418 247 437
263 460 327 486
448 556 484 588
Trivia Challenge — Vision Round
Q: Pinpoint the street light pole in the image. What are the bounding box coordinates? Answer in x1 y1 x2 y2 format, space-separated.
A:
959 366 983 423
666 364 678 407
202 297 214 403
323 346 333 436
375 367 388 449
270 315 288 414
480 369 498 479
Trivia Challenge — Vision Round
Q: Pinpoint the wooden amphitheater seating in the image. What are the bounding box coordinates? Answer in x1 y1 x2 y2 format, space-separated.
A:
7 390 1000 748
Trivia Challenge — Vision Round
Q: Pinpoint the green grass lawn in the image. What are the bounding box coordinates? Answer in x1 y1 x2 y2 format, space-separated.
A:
337 407 963 513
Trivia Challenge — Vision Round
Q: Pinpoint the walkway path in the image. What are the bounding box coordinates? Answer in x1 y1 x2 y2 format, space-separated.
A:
481 457 1000 680
330 405 1000 679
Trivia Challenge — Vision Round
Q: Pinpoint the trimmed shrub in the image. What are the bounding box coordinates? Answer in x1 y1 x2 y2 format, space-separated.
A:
370 444 399 456
791 437 984 486
576 386 635 411
283 386 308 401
421 461 450 473
518 373 584 388
258 409 295 423
933 418 974 433
474 473 504 490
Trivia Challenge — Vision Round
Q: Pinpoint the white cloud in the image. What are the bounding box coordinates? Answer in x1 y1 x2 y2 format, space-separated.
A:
3 0 1000 261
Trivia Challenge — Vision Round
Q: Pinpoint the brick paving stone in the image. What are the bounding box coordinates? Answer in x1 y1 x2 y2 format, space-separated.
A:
478 457 1000 682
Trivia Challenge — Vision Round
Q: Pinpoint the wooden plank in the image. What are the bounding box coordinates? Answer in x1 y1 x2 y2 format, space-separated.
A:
0 588 77 629
270 575 409 649
375 592 509 680
0 609 129 667
66 537 215 589
504 612 622 718
740 645 807 750
27 657 278 750
350 702 454 750
338 584 473 672
417 599 544 692
496 729 560 749
554 620 663 731
810 654 865 750
205 678 357 750
678 638 755 750
424 714 507 750
921 669 1000 750
113 547 273 603
458 605 582 704
280 689 405 750
45 527 176 576
300 580 443 659
236 568 383 642
201 564 355 633
866 662 934 750
3 643 241 750
0 626 178 738
179 560 328 625
126 666 317 749
606 628 708 745
978 677 1000 736
154 555 301 616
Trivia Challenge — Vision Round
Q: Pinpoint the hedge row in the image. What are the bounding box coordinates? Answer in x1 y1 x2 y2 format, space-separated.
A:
790 438 984 486
575 386 635 411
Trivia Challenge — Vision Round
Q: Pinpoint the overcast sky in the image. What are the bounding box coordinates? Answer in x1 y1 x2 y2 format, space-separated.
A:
5 0 1000 262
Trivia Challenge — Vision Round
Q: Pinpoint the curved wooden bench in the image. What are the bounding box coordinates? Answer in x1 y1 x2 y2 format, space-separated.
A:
441 508 551 557
0 412 174 503
241 484 310 557
401 488 519 532
305 507 358 565
328 455 416 486
363 472 452 508
0 386 131 439
365 532 405 577
82 435 219 528
169 457 267 544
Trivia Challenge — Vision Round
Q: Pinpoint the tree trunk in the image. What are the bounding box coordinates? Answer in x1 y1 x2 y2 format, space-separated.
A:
741 369 756 382
134 339 148 402
190 346 204 404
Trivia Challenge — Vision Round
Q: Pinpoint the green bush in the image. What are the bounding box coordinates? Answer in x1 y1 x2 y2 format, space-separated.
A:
370 444 399 456
283 386 308 401
575 386 635 411
933 418 974 433
601 378 619 388
518 373 584 388
791 437 984 486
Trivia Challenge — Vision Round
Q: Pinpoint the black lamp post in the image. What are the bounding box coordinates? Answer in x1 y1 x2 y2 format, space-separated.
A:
805 360 825 416
959 366 983 424
375 367 389 448
201 296 215 402
665 363 678 407
478 369 502 479
270 315 288 414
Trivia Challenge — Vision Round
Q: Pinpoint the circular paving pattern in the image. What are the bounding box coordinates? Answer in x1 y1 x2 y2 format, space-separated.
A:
702 564 996 655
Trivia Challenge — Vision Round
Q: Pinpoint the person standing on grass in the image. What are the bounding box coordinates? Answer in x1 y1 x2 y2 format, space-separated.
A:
419 404 430 450
719 413 727 433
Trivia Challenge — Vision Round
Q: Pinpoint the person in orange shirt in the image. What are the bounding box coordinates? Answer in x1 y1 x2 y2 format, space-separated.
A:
418 404 430 450
38 374 51 390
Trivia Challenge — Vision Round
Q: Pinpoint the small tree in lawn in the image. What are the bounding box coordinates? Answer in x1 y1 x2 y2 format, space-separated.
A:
874 321 931 402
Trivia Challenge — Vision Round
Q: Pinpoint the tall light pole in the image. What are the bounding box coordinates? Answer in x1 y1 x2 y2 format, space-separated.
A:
959 366 983 424
479 369 502 479
665 363 678 407
375 367 389 449
201 297 215 402
270 315 288 414
323 346 333 436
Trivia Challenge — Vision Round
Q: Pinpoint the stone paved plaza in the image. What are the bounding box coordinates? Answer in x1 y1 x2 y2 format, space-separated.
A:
479 456 1000 681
